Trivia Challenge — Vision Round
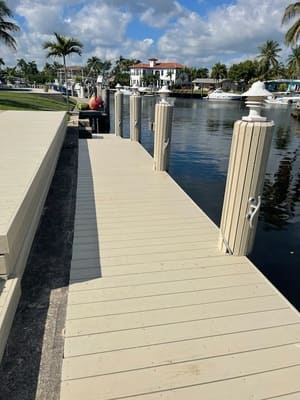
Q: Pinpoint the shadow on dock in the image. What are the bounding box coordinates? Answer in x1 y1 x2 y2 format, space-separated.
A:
68 139 102 284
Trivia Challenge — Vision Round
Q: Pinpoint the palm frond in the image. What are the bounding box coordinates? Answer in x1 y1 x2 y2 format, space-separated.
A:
0 0 14 18
282 2 300 24
285 20 300 46
0 28 18 49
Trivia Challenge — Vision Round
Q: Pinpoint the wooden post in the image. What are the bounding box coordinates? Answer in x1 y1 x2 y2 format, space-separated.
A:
102 88 110 115
130 92 141 142
219 81 274 256
101 88 110 133
153 99 173 171
114 89 123 137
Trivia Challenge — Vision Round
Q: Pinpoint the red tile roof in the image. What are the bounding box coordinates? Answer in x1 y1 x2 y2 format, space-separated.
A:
130 62 184 69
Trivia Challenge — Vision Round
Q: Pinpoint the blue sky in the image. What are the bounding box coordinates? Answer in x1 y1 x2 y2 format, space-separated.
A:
2 0 291 69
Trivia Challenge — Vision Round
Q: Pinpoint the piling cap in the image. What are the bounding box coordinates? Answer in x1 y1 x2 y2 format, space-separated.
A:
242 81 272 98
158 85 172 104
242 81 274 122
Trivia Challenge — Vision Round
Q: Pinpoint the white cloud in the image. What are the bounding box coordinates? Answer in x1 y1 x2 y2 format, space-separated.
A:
16 2 65 34
69 3 131 48
1 0 293 70
140 2 184 28
157 0 288 65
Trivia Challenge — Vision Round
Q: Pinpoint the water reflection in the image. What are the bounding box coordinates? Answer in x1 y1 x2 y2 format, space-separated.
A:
275 126 291 150
262 148 300 228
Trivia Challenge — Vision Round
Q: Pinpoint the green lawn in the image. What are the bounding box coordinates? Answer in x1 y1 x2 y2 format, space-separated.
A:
0 91 76 111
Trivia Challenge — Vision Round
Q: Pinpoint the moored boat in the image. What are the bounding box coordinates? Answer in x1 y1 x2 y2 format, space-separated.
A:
264 94 300 106
205 88 241 101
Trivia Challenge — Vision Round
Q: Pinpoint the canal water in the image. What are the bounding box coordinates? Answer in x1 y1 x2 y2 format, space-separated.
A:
110 95 300 310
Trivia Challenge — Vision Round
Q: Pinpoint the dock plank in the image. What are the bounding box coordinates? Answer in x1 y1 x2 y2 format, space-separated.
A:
61 346 300 400
62 324 300 380
63 308 299 357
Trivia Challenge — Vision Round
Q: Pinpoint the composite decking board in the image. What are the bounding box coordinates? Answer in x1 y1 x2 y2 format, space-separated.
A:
64 308 299 357
0 111 67 276
68 271 259 286
63 324 300 380
67 273 264 304
72 232 218 251
67 264 254 291
72 225 216 243
61 345 300 400
68 257 250 282
0 277 21 362
62 136 300 400
268 394 300 400
73 366 300 400
0 111 66 251
69 262 253 287
71 240 219 261
65 295 286 338
66 284 274 320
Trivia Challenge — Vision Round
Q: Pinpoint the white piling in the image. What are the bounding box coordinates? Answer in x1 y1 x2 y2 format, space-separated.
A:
130 91 142 142
153 97 173 172
219 81 274 256
114 86 123 137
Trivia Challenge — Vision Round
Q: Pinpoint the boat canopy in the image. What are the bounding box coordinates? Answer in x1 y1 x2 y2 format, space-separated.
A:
264 79 300 93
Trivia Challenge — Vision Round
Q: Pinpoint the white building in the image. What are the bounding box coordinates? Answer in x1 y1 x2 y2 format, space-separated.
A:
130 58 186 88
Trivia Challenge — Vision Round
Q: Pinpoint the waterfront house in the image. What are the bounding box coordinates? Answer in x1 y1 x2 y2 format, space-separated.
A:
56 65 85 85
192 78 237 92
130 58 187 88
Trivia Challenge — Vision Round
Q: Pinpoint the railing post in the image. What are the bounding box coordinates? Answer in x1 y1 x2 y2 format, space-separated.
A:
130 88 141 142
101 88 110 133
219 81 274 256
114 84 123 137
153 90 173 171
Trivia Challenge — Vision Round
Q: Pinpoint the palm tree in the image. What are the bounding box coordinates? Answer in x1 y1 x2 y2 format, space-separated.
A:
282 2 300 46
286 45 300 77
43 32 83 110
4 66 16 84
0 0 20 50
256 40 282 80
211 62 227 81
86 56 102 78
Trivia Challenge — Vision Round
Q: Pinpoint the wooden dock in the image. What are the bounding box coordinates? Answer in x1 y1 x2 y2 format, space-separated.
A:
61 135 300 399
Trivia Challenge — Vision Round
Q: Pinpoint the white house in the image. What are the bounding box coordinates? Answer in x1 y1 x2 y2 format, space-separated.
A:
130 58 186 88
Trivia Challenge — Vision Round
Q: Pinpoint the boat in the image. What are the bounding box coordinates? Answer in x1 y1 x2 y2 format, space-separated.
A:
205 88 242 101
120 86 132 95
264 94 300 106
138 86 155 95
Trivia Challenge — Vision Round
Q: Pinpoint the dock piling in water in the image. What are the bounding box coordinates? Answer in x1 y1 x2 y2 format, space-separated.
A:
114 87 123 137
153 99 174 171
219 81 274 256
130 90 142 142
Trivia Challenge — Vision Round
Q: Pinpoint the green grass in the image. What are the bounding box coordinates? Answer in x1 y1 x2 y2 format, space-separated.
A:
0 91 76 111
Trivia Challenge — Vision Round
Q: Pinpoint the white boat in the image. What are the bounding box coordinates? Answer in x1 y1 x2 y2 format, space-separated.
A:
265 94 300 106
120 86 132 95
138 86 155 95
205 88 242 101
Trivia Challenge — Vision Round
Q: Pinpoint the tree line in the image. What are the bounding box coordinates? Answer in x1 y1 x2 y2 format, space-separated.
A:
1 1 300 88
